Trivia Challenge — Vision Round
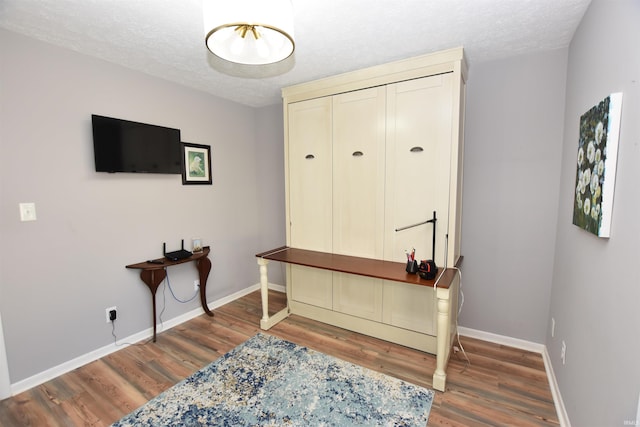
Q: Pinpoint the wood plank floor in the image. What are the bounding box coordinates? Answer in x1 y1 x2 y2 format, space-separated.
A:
0 290 559 426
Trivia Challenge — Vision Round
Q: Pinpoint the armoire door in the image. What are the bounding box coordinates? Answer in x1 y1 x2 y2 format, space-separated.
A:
331 87 386 318
287 97 333 308
384 73 454 267
332 86 386 258
288 97 333 250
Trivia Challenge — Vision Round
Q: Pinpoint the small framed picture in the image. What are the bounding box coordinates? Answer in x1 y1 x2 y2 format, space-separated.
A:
181 142 212 185
192 238 203 253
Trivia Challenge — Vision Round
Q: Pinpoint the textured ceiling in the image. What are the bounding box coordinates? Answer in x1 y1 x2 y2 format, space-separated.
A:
0 0 591 107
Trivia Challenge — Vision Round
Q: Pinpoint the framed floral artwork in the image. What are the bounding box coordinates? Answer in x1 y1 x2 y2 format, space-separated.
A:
181 142 212 185
572 93 622 237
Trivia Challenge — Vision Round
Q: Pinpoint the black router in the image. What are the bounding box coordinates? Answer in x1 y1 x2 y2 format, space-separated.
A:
163 240 192 261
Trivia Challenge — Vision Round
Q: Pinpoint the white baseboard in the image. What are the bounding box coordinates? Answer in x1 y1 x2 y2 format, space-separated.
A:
10 282 284 396
261 283 286 293
457 326 545 353
542 347 571 427
0 312 12 399
636 392 640 427
457 326 570 427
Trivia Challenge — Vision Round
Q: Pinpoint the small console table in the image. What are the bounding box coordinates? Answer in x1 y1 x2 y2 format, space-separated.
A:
126 246 213 342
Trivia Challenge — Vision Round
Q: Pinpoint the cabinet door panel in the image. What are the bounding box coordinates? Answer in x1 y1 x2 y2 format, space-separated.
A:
384 74 453 266
290 265 333 309
333 272 382 322
332 87 386 258
382 280 436 335
288 97 332 251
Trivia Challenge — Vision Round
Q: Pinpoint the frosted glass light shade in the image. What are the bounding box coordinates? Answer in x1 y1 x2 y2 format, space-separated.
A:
203 0 295 65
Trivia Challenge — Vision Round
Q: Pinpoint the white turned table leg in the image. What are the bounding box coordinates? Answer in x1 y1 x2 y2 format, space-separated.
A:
433 287 451 391
257 257 290 330
257 258 270 328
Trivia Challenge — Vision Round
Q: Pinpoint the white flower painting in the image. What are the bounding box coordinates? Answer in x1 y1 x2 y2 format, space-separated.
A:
572 93 623 237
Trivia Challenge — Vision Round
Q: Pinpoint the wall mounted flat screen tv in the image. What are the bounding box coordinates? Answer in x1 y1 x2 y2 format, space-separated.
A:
92 114 182 174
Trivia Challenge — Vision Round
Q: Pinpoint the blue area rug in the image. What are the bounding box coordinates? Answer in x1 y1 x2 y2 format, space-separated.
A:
111 333 434 426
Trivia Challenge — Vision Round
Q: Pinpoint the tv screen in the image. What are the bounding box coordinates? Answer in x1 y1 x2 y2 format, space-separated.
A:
92 114 182 174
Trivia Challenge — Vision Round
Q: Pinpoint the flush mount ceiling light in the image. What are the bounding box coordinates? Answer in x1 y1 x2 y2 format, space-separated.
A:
203 0 295 65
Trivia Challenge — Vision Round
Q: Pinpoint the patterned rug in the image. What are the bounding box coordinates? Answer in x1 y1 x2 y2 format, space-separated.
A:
111 333 434 426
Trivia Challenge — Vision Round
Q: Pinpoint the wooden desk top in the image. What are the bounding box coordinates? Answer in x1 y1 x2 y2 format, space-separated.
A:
127 246 210 270
256 246 456 289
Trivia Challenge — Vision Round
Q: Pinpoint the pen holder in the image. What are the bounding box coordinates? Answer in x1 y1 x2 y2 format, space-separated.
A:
406 260 419 274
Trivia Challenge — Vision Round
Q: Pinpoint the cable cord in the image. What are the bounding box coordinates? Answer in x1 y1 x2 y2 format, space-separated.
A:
159 278 167 330
110 267 200 347
110 318 154 347
452 267 471 372
155 271 197 336
165 270 199 303
110 278 170 347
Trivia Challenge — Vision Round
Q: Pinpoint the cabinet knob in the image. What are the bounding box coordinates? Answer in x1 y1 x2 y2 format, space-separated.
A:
352 151 364 157
410 146 424 153
305 154 315 159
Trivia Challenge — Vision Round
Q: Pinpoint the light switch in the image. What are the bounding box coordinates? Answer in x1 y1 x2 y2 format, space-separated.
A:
19 203 37 221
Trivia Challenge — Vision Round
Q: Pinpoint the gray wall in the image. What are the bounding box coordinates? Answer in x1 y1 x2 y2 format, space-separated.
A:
0 29 284 383
255 104 286 286
548 1 640 425
460 49 567 343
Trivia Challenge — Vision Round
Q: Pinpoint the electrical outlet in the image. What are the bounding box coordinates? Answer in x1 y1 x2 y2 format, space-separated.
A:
560 340 566 365
105 306 117 323
19 202 37 221
551 317 556 338
194 280 200 291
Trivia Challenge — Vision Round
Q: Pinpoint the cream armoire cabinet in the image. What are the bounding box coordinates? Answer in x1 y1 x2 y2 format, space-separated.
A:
282 48 466 356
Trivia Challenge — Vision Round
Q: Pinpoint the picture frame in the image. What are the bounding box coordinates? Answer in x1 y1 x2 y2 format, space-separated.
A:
192 238 203 253
181 142 212 185
572 92 623 238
